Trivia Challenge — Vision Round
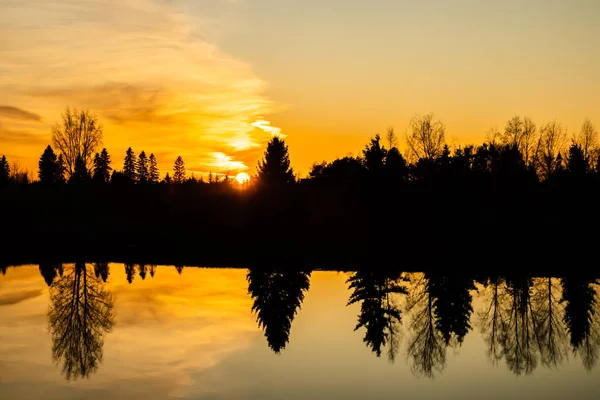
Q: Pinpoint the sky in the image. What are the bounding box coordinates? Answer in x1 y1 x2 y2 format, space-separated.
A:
1 0 599 178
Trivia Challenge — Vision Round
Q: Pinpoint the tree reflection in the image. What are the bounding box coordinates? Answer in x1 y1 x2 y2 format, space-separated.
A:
48 262 115 380
532 277 567 368
346 270 407 361
479 276 505 365
499 276 538 376
150 265 156 278
93 262 109 282
39 262 63 286
125 263 135 284
405 273 446 378
430 274 475 346
561 276 600 370
247 268 310 353
138 264 147 280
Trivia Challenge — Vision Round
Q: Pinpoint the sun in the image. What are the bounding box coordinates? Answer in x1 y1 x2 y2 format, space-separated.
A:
235 172 250 184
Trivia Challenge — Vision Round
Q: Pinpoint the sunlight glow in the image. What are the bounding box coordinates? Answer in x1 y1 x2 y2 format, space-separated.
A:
235 172 250 184
251 120 285 137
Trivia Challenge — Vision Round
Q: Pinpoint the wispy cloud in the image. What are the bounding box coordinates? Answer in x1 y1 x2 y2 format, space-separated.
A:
0 0 280 175
0 106 42 122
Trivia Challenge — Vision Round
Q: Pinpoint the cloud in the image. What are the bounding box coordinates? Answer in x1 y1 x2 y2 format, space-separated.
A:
0 0 279 175
0 289 43 306
0 106 42 122
251 119 284 137
0 124 47 145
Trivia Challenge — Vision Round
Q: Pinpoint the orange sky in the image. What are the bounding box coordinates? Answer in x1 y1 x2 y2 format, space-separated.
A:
1 0 599 179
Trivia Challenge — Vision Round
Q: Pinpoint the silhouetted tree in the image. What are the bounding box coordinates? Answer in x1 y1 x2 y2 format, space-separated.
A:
138 264 147 280
347 270 407 361
385 147 408 184
173 156 186 184
308 156 366 185
479 276 506 365
149 153 159 183
406 113 446 161
576 119 598 167
405 274 447 378
162 172 172 184
125 263 135 284
137 151 149 184
38 145 64 184
39 262 62 286
247 268 310 353
256 137 295 188
500 276 538 376
566 143 588 177
51 107 103 177
363 134 387 179
93 262 109 283
429 274 475 346
123 147 137 183
561 276 600 370
92 148 112 184
48 262 114 380
503 116 537 167
535 121 567 180
0 155 9 185
532 278 567 368
69 155 90 184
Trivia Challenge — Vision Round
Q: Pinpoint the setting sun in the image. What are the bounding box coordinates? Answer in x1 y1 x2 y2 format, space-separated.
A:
235 172 250 184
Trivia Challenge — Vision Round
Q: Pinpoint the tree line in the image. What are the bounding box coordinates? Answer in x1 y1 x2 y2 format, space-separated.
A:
1 108 599 188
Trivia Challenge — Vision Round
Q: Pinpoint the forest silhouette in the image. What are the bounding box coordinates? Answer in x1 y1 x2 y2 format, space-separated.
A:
5 264 598 379
2 110 600 270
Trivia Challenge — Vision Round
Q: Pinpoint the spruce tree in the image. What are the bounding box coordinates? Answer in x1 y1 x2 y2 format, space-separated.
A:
173 156 186 184
123 147 137 183
256 136 295 188
38 145 64 184
93 148 112 183
0 155 10 185
137 151 149 183
149 153 159 183
69 155 90 183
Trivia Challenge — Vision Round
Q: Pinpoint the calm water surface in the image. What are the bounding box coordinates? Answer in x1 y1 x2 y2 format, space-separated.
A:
0 264 598 399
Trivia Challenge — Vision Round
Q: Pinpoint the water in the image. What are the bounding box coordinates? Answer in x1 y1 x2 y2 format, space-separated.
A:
0 264 598 399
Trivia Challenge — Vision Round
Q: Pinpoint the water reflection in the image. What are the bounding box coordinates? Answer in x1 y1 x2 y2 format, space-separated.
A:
1 265 599 386
48 262 115 380
247 267 311 353
346 269 407 361
561 275 600 370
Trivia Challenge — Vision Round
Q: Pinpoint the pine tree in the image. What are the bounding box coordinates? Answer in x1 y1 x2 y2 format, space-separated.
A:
0 155 10 185
256 136 295 188
149 153 159 183
92 148 112 183
163 172 172 184
123 147 137 183
69 155 90 183
137 151 149 183
38 145 64 184
173 156 186 184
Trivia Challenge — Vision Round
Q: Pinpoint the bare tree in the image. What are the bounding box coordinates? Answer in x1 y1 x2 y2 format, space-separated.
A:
385 127 398 150
501 116 537 167
51 107 103 177
534 121 567 180
576 119 598 167
521 117 538 167
406 113 446 161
